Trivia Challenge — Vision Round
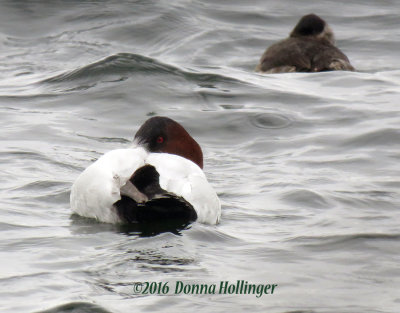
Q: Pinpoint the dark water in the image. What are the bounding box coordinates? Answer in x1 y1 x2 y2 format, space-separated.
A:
1 1 400 312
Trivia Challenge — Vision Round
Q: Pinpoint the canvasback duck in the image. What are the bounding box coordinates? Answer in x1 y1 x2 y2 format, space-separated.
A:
256 13 355 73
70 116 221 225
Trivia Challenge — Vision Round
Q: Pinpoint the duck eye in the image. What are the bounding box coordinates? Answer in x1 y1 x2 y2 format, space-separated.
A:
156 136 164 144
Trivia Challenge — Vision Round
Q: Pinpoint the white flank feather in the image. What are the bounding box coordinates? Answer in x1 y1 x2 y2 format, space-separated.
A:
147 153 221 224
70 147 147 223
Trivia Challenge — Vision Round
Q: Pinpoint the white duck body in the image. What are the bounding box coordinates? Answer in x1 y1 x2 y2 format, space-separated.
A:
70 146 221 225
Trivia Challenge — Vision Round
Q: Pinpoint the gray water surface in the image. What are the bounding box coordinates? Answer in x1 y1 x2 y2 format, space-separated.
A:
0 1 399 312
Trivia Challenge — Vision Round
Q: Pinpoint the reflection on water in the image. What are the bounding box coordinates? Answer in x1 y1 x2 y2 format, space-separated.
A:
36 302 113 313
70 214 194 237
